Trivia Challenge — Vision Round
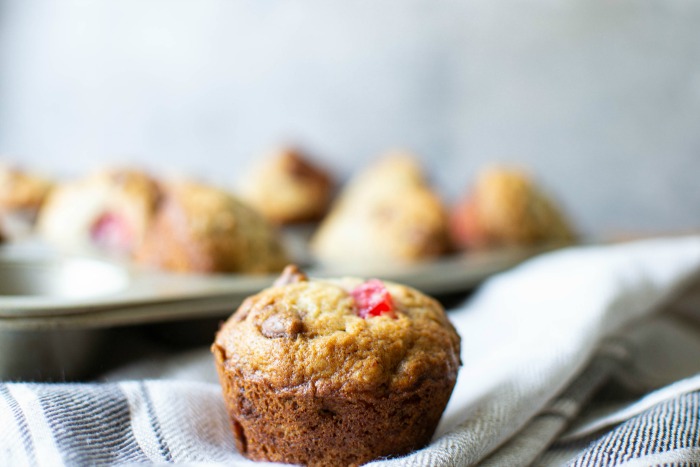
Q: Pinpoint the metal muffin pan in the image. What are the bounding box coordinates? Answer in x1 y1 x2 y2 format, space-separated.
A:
0 242 556 381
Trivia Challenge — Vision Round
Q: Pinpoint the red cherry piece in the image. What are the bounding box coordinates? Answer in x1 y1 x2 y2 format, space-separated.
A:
351 279 395 318
90 212 134 253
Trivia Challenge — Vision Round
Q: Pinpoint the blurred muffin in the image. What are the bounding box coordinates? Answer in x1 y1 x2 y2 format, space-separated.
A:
0 162 54 215
37 168 161 254
311 152 450 266
212 265 461 466
334 151 427 204
135 180 288 274
239 147 334 224
450 166 576 249
0 162 54 221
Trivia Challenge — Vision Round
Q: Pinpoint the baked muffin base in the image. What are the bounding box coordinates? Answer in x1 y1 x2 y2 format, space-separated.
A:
213 345 455 467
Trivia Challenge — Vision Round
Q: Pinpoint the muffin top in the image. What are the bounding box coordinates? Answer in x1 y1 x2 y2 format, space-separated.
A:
214 266 461 396
0 162 54 212
310 151 450 265
136 180 288 273
312 188 448 264
475 167 574 247
332 151 427 208
40 167 159 212
37 167 161 253
239 147 334 224
451 166 575 248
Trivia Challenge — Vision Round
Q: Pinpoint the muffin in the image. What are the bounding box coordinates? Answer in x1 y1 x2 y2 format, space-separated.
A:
450 166 576 249
212 265 461 466
135 180 288 273
239 147 335 225
311 152 450 266
333 151 427 204
0 162 54 217
0 162 54 237
37 168 161 254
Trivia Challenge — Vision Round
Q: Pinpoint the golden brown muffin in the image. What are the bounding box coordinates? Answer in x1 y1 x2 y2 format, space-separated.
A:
239 147 335 224
212 265 461 466
450 166 576 249
310 152 450 266
334 150 427 205
37 168 161 254
135 180 288 274
0 162 54 218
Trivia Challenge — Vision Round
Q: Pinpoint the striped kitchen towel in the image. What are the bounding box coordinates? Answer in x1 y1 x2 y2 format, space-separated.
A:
3 236 700 466
0 380 249 465
539 372 700 466
3 373 700 466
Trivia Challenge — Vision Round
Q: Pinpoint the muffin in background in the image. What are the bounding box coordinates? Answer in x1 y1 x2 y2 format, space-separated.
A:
334 150 427 204
239 147 334 225
135 180 288 274
37 168 161 255
450 166 576 249
0 162 54 236
212 265 461 466
311 151 450 266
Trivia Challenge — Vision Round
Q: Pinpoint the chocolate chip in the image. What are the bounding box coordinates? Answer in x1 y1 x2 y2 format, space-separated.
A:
260 310 304 338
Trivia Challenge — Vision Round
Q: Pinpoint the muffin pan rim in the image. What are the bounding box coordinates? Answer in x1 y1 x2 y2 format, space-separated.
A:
0 242 561 325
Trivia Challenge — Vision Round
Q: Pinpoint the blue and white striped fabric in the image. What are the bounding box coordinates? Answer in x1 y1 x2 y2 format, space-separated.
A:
537 371 700 467
3 237 700 466
0 380 252 465
571 388 700 466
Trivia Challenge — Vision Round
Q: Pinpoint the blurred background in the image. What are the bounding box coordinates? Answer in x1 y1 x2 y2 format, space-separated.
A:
1 0 699 237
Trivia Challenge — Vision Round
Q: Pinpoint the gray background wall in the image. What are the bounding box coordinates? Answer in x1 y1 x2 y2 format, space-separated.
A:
1 0 699 237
